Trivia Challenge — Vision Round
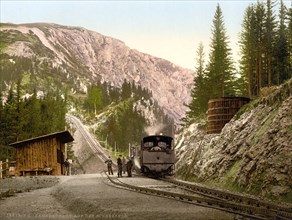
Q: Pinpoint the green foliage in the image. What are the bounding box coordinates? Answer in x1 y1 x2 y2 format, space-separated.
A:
184 43 209 123
273 0 291 85
0 54 70 93
0 82 67 160
86 80 173 153
84 86 103 114
281 191 292 204
99 99 147 152
206 4 236 98
187 1 291 125
239 0 291 97
252 107 279 144
215 160 243 191
186 4 237 124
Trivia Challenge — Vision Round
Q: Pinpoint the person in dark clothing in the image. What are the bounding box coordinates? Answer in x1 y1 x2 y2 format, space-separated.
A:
117 155 123 177
126 157 133 177
105 156 113 175
122 156 126 174
63 158 70 176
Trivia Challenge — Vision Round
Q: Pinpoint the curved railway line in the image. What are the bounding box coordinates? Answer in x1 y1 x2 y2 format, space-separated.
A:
68 114 292 220
162 178 292 220
105 173 292 220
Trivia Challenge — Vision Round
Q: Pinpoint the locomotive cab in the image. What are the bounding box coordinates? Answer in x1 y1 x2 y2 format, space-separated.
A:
140 135 175 176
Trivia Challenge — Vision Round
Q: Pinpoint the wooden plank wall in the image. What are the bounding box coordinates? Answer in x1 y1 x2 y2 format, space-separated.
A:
15 137 64 176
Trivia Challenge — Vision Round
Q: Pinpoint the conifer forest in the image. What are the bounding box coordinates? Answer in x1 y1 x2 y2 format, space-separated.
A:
1 0 291 159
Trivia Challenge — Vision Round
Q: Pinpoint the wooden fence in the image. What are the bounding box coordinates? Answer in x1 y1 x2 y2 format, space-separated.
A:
0 159 16 179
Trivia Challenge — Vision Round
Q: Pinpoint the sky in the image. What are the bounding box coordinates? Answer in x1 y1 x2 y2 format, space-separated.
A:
0 0 290 70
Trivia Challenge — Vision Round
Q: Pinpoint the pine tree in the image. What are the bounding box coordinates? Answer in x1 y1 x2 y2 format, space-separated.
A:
254 2 266 96
85 85 103 115
206 4 236 99
185 42 208 122
121 79 132 100
0 89 4 145
15 79 26 141
288 6 292 71
25 89 41 138
2 87 19 144
274 0 290 84
239 1 280 97
264 0 277 87
239 4 257 98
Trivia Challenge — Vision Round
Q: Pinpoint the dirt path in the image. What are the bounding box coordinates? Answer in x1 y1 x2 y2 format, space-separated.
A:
0 177 74 220
0 174 235 220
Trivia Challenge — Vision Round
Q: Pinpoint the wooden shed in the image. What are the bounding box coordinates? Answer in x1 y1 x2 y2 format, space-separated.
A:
9 130 74 176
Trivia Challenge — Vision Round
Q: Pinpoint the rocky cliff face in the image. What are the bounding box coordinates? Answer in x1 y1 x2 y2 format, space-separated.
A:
175 79 292 202
0 23 194 121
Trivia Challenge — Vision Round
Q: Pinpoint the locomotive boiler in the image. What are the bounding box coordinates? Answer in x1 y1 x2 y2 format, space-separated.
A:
134 135 175 177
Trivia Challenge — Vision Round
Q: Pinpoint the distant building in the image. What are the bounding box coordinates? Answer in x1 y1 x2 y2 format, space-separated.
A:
9 131 74 176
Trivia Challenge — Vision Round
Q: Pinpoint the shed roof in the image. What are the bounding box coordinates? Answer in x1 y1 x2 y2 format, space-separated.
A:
9 130 74 148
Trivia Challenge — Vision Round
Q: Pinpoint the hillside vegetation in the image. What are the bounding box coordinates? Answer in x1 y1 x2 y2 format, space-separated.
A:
70 80 174 155
0 23 181 160
175 79 292 203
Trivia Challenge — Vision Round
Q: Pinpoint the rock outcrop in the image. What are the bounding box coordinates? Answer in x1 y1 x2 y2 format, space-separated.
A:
176 79 292 201
0 23 194 122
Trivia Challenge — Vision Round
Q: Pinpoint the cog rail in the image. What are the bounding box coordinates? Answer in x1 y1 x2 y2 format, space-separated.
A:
161 177 292 220
104 173 289 220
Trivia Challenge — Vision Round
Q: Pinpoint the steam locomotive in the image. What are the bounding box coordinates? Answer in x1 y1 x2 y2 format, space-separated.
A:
133 135 175 177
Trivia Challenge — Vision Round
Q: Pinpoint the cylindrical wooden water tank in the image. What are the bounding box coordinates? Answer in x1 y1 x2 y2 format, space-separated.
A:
207 97 250 134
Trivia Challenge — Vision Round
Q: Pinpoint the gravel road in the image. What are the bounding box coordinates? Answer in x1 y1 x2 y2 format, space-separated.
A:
0 174 235 220
0 116 236 220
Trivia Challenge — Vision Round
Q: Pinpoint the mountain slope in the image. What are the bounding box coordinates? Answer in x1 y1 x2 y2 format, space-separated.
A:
0 23 194 121
175 79 292 203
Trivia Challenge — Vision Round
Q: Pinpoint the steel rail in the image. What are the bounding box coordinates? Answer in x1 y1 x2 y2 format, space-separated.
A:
162 177 292 220
66 115 291 219
104 173 276 220
66 115 114 164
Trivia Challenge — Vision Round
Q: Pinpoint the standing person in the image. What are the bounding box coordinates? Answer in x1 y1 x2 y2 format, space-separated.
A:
122 156 126 174
126 157 133 177
105 156 113 175
117 155 123 177
63 158 70 176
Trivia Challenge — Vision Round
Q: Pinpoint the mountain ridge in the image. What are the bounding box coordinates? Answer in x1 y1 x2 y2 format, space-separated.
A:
0 22 194 122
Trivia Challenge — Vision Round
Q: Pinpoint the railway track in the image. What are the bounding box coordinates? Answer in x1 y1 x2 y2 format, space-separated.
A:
66 114 111 164
105 173 292 220
162 177 292 220
67 114 292 219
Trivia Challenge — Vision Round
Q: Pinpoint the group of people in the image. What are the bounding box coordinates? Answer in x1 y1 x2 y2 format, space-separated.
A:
105 155 133 177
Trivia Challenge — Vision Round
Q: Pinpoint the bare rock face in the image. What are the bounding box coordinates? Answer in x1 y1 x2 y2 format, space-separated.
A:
0 23 194 122
176 80 292 200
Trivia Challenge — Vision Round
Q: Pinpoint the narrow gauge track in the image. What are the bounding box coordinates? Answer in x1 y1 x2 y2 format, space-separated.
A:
66 115 112 164
104 173 281 220
162 177 292 220
67 114 291 219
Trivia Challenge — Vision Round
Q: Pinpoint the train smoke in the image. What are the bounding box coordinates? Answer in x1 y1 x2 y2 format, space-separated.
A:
133 157 141 169
144 123 166 136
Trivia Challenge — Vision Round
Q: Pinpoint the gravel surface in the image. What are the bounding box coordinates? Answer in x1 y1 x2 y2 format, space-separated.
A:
0 176 60 198
0 176 72 220
0 174 235 220
54 174 235 220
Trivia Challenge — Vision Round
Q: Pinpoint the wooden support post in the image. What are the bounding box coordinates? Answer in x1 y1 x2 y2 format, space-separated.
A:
0 160 2 179
6 159 9 177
